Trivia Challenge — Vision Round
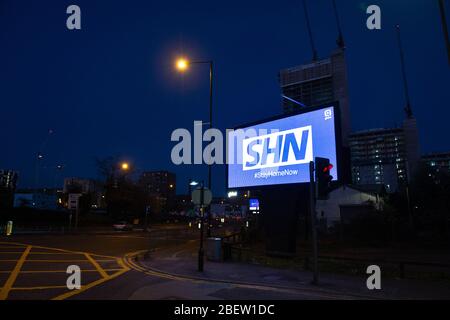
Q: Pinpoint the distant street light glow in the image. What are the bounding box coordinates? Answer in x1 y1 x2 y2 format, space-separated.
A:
227 191 238 198
176 58 189 71
121 162 129 170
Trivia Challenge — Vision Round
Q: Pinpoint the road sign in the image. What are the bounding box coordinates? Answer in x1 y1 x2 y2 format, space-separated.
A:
249 198 260 213
68 193 81 210
191 187 212 206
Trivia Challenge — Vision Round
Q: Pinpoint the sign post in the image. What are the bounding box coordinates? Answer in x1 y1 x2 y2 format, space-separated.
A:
144 206 151 232
309 161 319 285
191 183 212 272
68 193 81 231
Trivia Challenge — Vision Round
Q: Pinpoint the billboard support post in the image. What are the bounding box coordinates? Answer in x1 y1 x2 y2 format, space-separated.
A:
309 161 319 285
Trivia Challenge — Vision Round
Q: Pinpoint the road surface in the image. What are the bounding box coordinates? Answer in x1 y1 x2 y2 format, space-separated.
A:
0 227 360 300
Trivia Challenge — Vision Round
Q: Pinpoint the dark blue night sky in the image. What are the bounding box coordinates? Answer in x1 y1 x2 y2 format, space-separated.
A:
1 0 449 196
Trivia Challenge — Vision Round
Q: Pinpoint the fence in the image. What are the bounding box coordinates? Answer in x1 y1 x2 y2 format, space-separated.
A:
227 244 450 280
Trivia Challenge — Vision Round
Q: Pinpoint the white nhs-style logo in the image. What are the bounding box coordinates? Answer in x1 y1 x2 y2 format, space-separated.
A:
242 126 313 171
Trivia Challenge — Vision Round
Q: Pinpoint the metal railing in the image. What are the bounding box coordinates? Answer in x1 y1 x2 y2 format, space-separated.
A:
227 244 450 279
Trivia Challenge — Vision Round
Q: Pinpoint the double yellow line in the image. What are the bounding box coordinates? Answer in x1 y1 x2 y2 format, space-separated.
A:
123 250 362 300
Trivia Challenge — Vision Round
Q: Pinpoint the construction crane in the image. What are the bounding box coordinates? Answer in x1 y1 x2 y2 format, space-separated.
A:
332 0 345 49
396 25 413 119
302 0 318 61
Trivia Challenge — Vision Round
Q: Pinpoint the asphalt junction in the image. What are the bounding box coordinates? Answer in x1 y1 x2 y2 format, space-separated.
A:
0 241 129 300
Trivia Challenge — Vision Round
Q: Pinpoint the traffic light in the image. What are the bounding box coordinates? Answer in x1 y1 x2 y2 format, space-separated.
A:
315 157 333 200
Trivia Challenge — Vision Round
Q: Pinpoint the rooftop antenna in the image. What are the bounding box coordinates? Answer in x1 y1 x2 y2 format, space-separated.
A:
332 0 345 48
438 0 450 65
302 0 318 61
396 25 413 119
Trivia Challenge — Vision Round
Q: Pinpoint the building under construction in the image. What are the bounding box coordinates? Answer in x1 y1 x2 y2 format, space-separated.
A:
279 47 351 147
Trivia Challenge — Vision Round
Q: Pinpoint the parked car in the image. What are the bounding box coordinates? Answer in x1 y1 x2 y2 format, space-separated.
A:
112 221 133 231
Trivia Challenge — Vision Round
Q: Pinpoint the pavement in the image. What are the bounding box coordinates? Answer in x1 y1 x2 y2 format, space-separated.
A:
129 239 450 300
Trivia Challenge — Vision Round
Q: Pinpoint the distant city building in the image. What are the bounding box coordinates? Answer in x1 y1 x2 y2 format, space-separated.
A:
0 170 18 190
422 152 450 173
139 171 176 196
63 178 96 194
0 169 18 209
13 188 60 210
174 194 191 212
139 171 176 214
63 178 105 209
349 127 406 193
403 117 421 178
349 118 420 193
279 48 351 146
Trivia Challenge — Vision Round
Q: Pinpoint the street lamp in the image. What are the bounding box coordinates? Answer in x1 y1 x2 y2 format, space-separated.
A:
188 179 199 197
120 162 130 171
175 58 189 71
54 164 64 189
175 57 214 238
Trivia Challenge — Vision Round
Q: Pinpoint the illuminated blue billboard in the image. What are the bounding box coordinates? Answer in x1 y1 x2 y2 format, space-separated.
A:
227 105 339 188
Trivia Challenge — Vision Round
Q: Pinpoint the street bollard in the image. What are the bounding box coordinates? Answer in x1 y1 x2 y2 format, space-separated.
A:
6 221 13 236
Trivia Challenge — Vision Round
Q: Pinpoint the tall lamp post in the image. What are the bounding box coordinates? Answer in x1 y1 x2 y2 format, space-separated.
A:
438 0 450 65
176 57 214 237
114 161 130 188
